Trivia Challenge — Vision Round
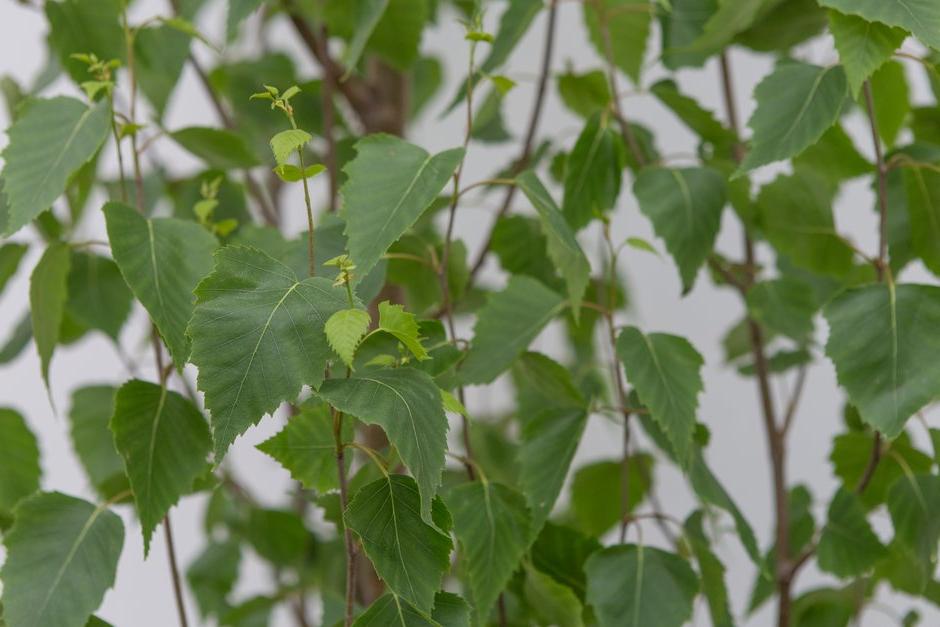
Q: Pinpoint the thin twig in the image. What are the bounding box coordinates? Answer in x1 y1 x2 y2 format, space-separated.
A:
781 366 808 436
333 407 357 627
466 0 558 283
316 20 339 213
163 513 190 627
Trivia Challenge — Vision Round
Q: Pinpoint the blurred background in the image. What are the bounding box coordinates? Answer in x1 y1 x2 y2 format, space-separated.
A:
1 0 939 625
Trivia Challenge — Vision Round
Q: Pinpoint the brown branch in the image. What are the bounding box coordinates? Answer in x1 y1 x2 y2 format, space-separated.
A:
163 513 190 627
333 408 357 627
719 51 792 627
466 0 559 283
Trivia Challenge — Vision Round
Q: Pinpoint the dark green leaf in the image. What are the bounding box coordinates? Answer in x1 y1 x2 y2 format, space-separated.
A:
29 242 71 391
746 278 816 342
0 409 40 527
560 113 624 230
583 0 651 83
171 127 260 169
186 540 241 618
65 252 132 341
570 456 652 536
887 474 940 584
0 242 27 296
829 10 906 96
557 69 610 119
684 510 733 627
68 386 128 501
817 488 886 578
818 0 940 51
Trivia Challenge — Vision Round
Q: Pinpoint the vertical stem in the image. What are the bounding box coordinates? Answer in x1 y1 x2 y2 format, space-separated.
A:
718 51 791 627
333 409 356 627
316 17 339 213
163 514 190 627
466 0 558 282
121 13 145 211
109 92 128 204
297 146 316 277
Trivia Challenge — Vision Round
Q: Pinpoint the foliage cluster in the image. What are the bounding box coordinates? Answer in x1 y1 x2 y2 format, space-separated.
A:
2 1 940 626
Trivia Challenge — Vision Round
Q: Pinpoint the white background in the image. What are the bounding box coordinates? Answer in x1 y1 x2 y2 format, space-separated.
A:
1 1 938 625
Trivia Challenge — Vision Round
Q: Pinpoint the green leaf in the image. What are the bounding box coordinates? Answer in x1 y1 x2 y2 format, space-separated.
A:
557 69 611 119
531 523 601 601
342 134 463 279
0 492 124 627
792 123 871 183
65 252 133 341
29 242 71 392
272 163 325 182
818 0 940 51
445 482 531 622
887 474 940 583
633 166 726 293
829 10 906 97
746 278 816 343
825 283 940 437
516 171 591 318
1 97 110 236
461 276 565 385
817 488 887 578
68 386 129 501
583 0 651 83
186 540 241 618
0 242 27 297
188 246 350 457
377 301 428 361
519 407 588 534
560 113 625 230
318 367 447 524
256 402 352 493
585 545 698 627
0 409 40 527
569 456 652 536
226 0 265 41
269 129 312 165
659 0 716 69
104 202 218 368
431 591 471 627
686 0 772 54
45 0 124 83
755 172 854 276
739 63 849 174
352 594 435 627
616 327 704 465
830 431 932 509
325 308 372 368
900 165 940 277
523 563 584 627
345 475 452 612
171 127 260 169
245 507 313 568
110 379 211 555
135 25 191 118
649 79 734 146
683 511 734 627
869 60 909 147
0 314 32 366
342 0 390 71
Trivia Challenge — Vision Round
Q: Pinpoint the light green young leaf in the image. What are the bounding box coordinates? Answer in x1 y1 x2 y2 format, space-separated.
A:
171 127 260 169
523 563 584 627
188 246 350 457
342 135 463 280
633 166 726 293
325 308 372 368
272 163 325 183
104 202 218 368
257 403 353 493
684 511 734 627
616 327 704 466
520 407 588 535
0 408 41 527
110 379 210 555
818 0 940 51
445 482 531 623
755 172 854 276
585 545 698 627
186 540 241 619
269 129 312 166
583 0 651 83
29 242 71 393
739 62 849 174
68 386 128 502
0 492 124 627
515 172 591 319
461 276 565 385
318 367 447 524
561 112 624 230
45 0 124 83
342 0 390 72
345 475 453 613
825 283 940 437
1 97 109 236
377 301 429 361
817 488 887 578
829 10 906 97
